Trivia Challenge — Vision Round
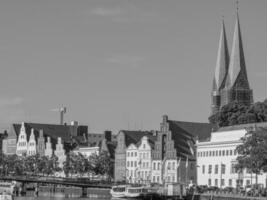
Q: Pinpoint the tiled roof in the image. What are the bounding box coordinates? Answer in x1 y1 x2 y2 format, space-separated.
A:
168 120 212 161
120 130 154 147
169 120 212 142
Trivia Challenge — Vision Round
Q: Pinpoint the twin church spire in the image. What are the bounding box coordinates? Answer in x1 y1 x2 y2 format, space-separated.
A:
211 12 253 116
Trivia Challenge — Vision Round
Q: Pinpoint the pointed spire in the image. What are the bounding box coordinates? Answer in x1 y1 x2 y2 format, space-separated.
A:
225 9 249 88
213 19 229 92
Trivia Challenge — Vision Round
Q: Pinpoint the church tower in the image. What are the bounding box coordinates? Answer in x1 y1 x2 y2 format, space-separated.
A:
211 19 229 115
220 12 253 107
211 10 253 116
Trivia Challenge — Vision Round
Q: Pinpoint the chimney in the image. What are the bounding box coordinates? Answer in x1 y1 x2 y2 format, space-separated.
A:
104 130 112 142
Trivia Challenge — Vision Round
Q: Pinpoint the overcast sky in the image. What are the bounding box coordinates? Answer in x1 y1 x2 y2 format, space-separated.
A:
1 0 267 133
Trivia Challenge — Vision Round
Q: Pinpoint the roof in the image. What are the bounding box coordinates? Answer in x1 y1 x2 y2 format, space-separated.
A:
167 120 212 161
12 122 88 151
169 120 212 142
120 130 154 147
213 20 229 92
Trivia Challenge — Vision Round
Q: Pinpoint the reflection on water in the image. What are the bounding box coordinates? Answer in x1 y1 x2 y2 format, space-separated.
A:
14 190 112 200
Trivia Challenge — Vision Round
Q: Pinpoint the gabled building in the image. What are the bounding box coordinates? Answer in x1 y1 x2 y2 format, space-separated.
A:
151 115 212 185
115 130 154 182
27 128 37 156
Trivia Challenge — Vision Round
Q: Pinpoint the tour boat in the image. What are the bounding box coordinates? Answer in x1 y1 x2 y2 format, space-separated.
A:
110 185 148 198
110 185 127 198
124 185 148 198
0 182 15 200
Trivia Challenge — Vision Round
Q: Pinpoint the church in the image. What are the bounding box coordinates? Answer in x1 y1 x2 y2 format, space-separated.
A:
197 11 267 188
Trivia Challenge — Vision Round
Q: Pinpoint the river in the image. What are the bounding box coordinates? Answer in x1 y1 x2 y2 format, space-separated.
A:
14 188 112 200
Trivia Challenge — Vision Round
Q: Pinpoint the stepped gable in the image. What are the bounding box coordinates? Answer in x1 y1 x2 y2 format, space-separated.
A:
12 122 86 151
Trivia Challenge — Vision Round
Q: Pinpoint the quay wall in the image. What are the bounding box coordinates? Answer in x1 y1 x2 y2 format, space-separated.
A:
199 194 267 200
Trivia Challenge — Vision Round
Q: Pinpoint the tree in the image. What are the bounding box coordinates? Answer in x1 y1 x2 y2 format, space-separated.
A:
236 128 267 184
90 151 113 180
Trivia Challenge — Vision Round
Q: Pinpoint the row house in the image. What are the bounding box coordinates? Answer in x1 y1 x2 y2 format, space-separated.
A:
115 115 212 185
126 136 154 184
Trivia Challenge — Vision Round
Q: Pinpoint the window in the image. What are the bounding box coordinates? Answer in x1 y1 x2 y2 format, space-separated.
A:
212 151 215 156
229 179 232 186
143 144 146 148
172 175 175 182
134 161 137 167
226 150 229 156
221 179 225 186
215 165 218 174
127 161 129 167
230 150 232 155
230 163 236 174
131 152 133 157
131 161 133 167
221 164 226 174
246 180 250 186
153 163 156 170
215 179 218 186
208 165 212 174
153 176 155 182
158 163 160 170
172 162 175 170
222 150 225 156
135 152 137 157
219 150 221 156
202 165 205 174
208 179 211 186
157 176 159 182
209 151 211 156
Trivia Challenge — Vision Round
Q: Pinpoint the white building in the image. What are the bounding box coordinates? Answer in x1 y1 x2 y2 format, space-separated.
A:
126 144 139 183
197 123 267 188
138 136 152 184
16 122 28 156
54 137 66 168
73 146 99 158
44 136 53 157
27 128 36 156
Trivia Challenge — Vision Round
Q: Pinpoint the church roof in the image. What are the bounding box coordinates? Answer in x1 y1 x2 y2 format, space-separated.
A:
212 20 229 92
225 13 250 89
168 120 212 161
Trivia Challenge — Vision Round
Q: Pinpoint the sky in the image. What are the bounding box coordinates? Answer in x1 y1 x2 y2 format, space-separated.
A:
0 0 267 133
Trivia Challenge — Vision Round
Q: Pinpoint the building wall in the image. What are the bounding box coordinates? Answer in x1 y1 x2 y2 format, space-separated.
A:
73 146 99 158
27 128 37 156
138 136 152 184
126 144 138 183
197 129 267 188
54 137 66 168
16 123 28 156
115 131 126 182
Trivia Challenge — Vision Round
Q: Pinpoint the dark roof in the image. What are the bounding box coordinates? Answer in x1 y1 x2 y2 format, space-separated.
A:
12 122 87 151
217 122 267 132
120 130 154 147
168 120 212 161
169 120 212 142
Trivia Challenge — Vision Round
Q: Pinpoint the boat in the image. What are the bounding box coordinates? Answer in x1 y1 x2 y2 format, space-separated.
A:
125 185 148 198
110 184 148 198
0 182 15 200
110 185 127 198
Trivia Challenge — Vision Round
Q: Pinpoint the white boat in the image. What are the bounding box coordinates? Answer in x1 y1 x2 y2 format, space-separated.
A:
125 185 147 198
0 193 13 200
110 185 127 198
0 182 15 200
110 185 147 198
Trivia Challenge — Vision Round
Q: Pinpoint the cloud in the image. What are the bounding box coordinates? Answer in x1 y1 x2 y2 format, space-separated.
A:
107 55 145 69
0 97 24 107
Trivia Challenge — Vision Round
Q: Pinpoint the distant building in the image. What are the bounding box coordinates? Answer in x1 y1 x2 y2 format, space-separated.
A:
54 137 66 168
73 146 100 157
27 128 37 156
4 121 88 155
0 131 8 154
37 130 45 156
197 122 267 188
44 137 53 157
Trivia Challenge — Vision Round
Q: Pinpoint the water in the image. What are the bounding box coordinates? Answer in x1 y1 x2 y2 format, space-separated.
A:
14 188 112 200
